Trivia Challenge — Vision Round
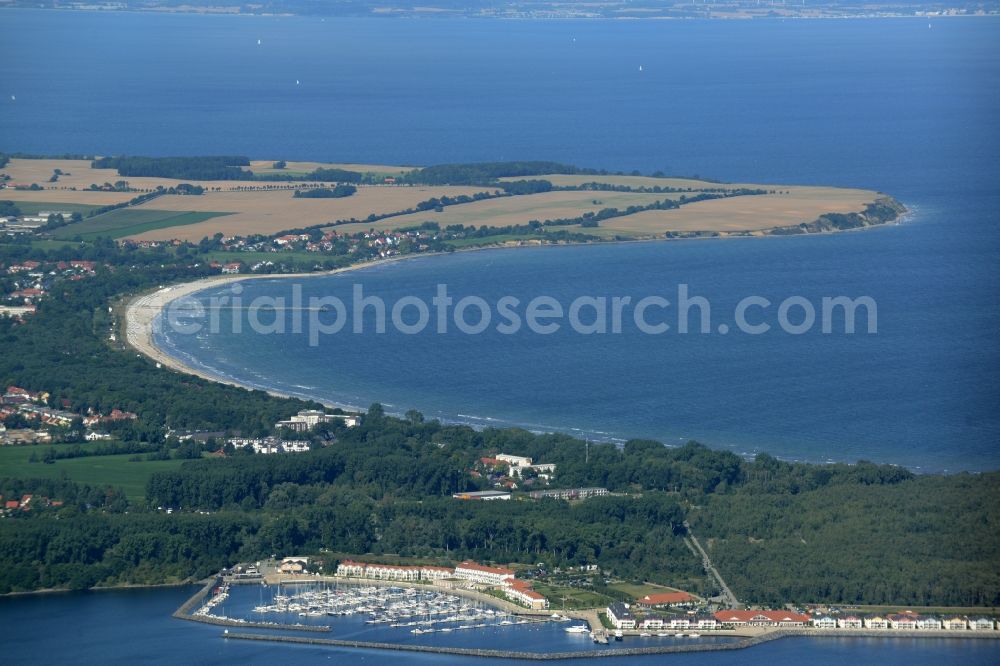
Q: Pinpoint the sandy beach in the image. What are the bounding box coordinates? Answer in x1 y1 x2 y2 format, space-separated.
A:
124 255 425 408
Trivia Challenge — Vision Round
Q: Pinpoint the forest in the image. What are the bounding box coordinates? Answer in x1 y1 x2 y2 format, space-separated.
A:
400 161 595 186
91 156 254 180
293 184 357 198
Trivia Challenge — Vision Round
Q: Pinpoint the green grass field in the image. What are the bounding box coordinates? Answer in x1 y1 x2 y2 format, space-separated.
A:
605 582 680 600
533 583 614 610
28 239 90 250
0 443 187 500
200 250 331 266
444 233 552 248
12 201 103 215
53 209 231 240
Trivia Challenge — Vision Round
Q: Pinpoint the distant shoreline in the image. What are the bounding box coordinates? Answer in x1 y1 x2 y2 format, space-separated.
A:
3 6 997 21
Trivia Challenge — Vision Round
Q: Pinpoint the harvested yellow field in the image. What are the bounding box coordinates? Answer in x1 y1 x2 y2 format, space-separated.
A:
2 159 124 191
599 187 879 235
499 173 845 193
3 157 416 193
331 190 680 235
0 188 135 205
125 185 490 241
2 158 255 192
248 160 415 176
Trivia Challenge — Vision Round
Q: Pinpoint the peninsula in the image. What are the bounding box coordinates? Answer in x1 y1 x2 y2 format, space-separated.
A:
1 155 906 271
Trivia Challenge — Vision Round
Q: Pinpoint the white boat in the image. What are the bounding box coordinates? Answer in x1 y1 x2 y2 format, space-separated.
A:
640 632 651 637
565 625 590 634
689 633 701 638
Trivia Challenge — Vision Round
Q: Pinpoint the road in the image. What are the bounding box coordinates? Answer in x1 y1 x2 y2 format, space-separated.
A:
684 521 739 608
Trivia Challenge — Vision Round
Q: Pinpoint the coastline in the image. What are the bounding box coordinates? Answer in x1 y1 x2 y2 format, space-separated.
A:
124 203 909 411
0 578 205 598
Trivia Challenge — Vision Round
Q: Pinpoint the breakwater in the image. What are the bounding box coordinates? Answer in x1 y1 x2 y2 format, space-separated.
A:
220 628 1000 660
221 630 758 658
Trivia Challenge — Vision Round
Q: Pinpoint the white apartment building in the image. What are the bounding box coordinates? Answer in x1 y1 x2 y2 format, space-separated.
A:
453 561 515 586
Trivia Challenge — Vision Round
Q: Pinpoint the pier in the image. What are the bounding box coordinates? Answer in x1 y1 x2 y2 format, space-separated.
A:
172 577 331 633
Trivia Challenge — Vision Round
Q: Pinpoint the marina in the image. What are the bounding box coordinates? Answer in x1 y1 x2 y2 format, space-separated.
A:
175 577 744 655
244 583 547 635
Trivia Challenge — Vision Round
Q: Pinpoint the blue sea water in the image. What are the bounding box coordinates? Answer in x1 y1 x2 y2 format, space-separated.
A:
1 8 1000 662
3 10 997 471
1 586 998 665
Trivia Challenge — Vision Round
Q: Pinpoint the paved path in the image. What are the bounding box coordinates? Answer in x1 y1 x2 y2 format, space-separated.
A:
685 521 739 608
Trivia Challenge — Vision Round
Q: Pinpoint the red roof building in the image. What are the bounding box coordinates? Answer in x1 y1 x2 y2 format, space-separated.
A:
636 591 694 607
714 610 811 627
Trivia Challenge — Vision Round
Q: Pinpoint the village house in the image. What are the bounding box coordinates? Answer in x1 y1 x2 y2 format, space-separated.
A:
694 615 720 631
864 615 890 629
888 614 918 630
838 615 864 629
419 566 454 582
18 404 76 426
0 428 52 445
917 615 942 630
606 602 636 630
279 556 309 573
969 617 995 631
221 262 242 274
636 591 694 608
10 287 45 303
226 436 311 455
667 616 691 630
640 616 664 630
4 386 47 404
942 616 967 630
336 560 367 578
812 615 838 629
7 260 41 273
69 260 96 272
82 408 138 427
364 563 422 582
